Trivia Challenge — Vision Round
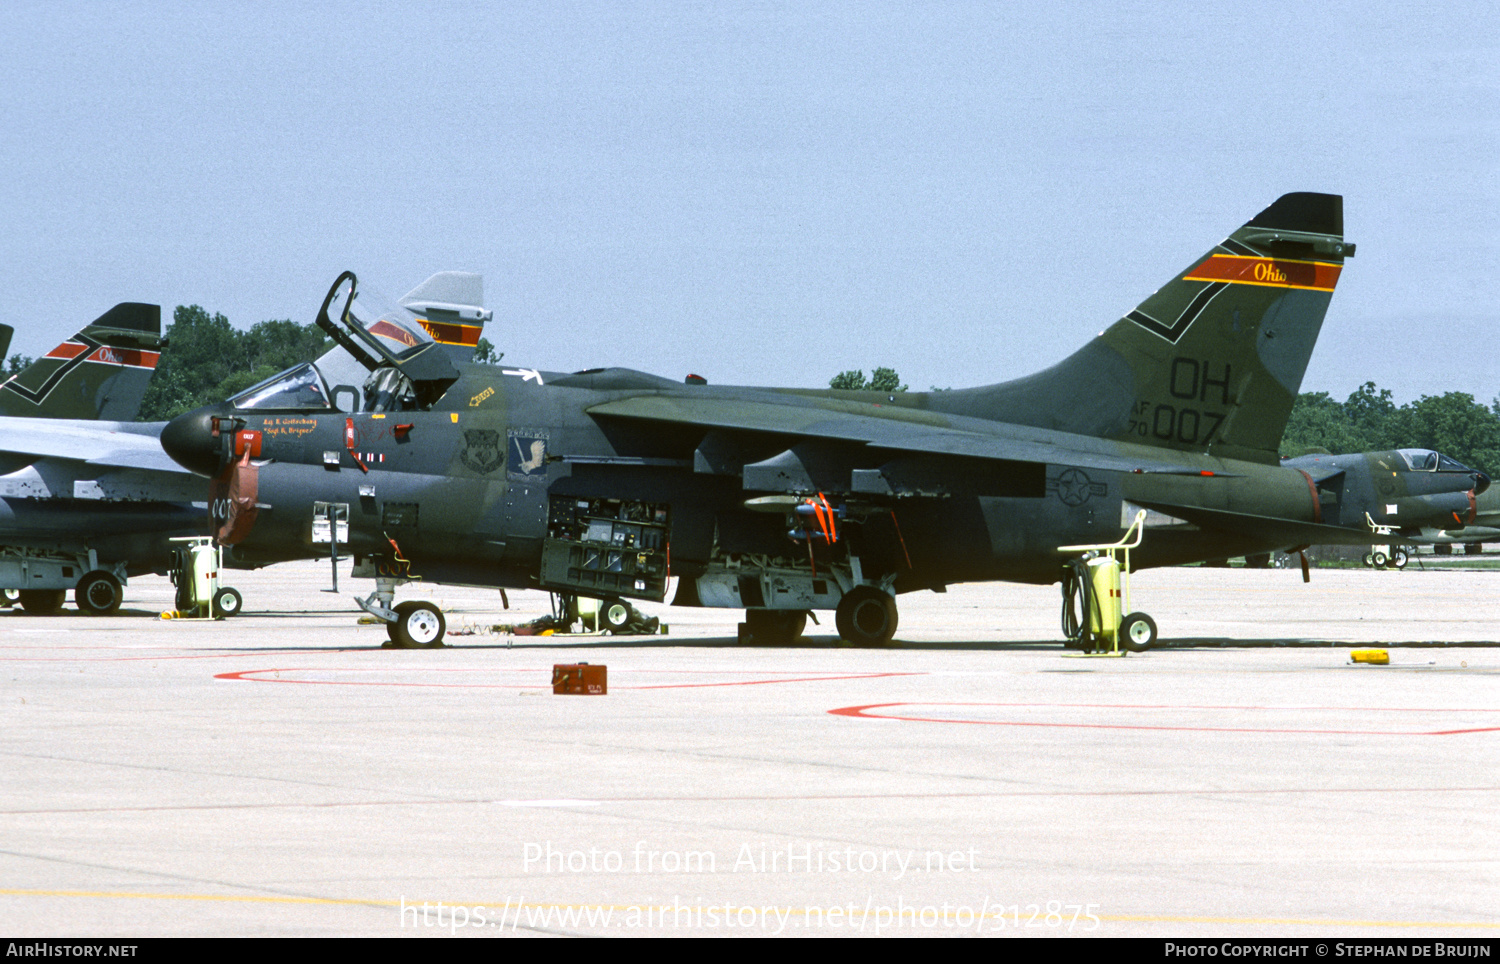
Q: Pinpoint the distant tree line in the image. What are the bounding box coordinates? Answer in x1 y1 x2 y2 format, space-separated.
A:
133 306 333 421
829 368 908 392
1282 382 1500 476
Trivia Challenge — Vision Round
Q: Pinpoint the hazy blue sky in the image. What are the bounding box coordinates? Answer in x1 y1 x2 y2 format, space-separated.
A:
3 1 1495 403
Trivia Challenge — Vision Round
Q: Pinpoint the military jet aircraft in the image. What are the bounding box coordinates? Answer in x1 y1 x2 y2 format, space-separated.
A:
158 193 1483 648
1280 448 1488 533
0 277 491 616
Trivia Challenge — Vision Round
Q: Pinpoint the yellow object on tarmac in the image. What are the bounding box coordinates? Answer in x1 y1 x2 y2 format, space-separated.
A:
1088 556 1122 642
1350 649 1389 664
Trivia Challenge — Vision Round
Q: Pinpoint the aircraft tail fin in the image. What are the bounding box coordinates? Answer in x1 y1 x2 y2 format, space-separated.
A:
399 271 494 364
0 303 163 421
935 193 1352 464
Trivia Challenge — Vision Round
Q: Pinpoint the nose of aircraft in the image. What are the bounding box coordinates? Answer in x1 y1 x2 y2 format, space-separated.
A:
160 406 228 477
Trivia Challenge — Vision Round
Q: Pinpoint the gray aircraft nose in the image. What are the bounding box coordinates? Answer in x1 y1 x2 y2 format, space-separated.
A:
160 407 227 477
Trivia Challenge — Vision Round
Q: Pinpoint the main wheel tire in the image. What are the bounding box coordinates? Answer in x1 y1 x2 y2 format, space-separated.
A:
18 589 66 615
601 599 632 633
1119 612 1158 652
212 586 243 618
1244 553 1272 569
834 586 898 647
75 571 123 616
0 588 19 608
742 609 808 646
392 601 445 648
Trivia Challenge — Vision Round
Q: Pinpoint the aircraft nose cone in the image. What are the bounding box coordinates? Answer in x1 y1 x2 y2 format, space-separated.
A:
161 407 227 477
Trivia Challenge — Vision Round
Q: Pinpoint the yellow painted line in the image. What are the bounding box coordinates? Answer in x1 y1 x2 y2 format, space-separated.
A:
0 889 381 906
2 890 1498 929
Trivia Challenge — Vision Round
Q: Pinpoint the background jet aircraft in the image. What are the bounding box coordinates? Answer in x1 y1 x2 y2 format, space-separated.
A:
0 278 490 615
1282 448 1489 535
159 193 1482 648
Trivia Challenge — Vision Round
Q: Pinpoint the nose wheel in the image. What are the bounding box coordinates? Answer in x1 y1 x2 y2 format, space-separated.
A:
387 601 446 648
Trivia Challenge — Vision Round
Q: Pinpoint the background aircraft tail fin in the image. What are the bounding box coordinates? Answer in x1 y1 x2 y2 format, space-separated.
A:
399 271 493 364
0 303 163 421
934 193 1352 464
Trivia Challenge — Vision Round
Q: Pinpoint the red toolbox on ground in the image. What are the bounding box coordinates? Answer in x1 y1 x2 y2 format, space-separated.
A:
553 663 607 695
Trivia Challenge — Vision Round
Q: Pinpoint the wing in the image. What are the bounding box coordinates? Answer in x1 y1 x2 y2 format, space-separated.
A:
0 418 203 503
587 393 1215 482
0 419 181 471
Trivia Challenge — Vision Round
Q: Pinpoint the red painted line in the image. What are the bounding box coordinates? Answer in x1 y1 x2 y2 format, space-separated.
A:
44 343 88 360
216 668 924 689
851 698 1500 714
829 702 1500 736
0 648 373 663
636 672 919 690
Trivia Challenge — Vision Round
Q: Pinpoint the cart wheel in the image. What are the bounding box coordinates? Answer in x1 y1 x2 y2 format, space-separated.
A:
1119 612 1158 652
1371 551 1389 569
601 600 632 633
1393 549 1409 569
212 586 243 618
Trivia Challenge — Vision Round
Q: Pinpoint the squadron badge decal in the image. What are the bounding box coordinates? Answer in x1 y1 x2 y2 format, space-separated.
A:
459 429 502 474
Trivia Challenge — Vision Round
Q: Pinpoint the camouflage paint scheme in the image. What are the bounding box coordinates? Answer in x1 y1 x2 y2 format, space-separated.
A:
160 194 1485 646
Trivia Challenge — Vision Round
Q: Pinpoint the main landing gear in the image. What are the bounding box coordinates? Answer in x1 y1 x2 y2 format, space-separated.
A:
835 586 898 647
739 608 809 646
736 585 900 648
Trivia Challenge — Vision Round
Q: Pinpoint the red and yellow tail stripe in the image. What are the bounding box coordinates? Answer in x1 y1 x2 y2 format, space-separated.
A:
418 319 482 347
1184 255 1341 292
45 343 160 368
